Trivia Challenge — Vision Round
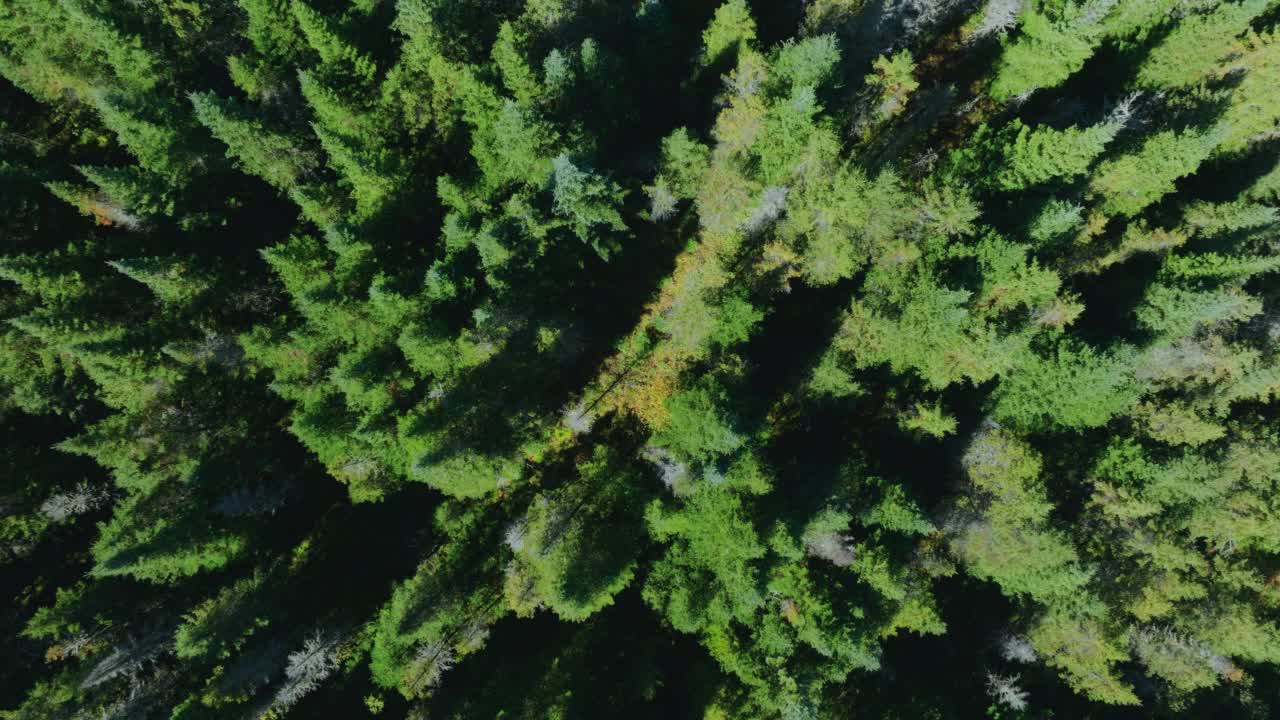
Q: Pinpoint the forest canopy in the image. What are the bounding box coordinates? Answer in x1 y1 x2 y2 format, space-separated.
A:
2 1 1280 719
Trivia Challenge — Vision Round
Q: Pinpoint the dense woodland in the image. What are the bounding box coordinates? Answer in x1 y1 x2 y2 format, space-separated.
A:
1 0 1279 718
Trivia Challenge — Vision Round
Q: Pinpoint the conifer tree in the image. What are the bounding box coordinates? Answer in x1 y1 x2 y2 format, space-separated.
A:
3 2 1280 718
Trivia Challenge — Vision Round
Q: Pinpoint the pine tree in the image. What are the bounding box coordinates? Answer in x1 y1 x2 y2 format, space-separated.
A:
3 2 1280 718
989 4 1100 100
992 118 1118 190
1136 0 1271 89
1089 129 1219 218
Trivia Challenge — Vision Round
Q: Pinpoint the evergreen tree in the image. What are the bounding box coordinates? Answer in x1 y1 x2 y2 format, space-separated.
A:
2 2 1280 718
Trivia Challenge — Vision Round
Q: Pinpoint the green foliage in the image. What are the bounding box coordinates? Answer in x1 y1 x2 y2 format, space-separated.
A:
3 3 1280 718
1136 284 1263 338
107 256 213 305
1089 129 1219 218
549 154 627 258
644 485 764 633
412 450 521 500
241 0 308 64
370 503 505 699
1136 0 1271 89
652 385 744 465
865 50 919 123
190 92 319 191
1028 611 1138 705
1028 198 1085 243
991 342 1140 430
861 483 935 535
993 119 1117 190
838 272 1027 389
773 34 840 89
702 0 757 65
898 401 958 438
990 6 1097 100
654 128 710 200
504 445 651 620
